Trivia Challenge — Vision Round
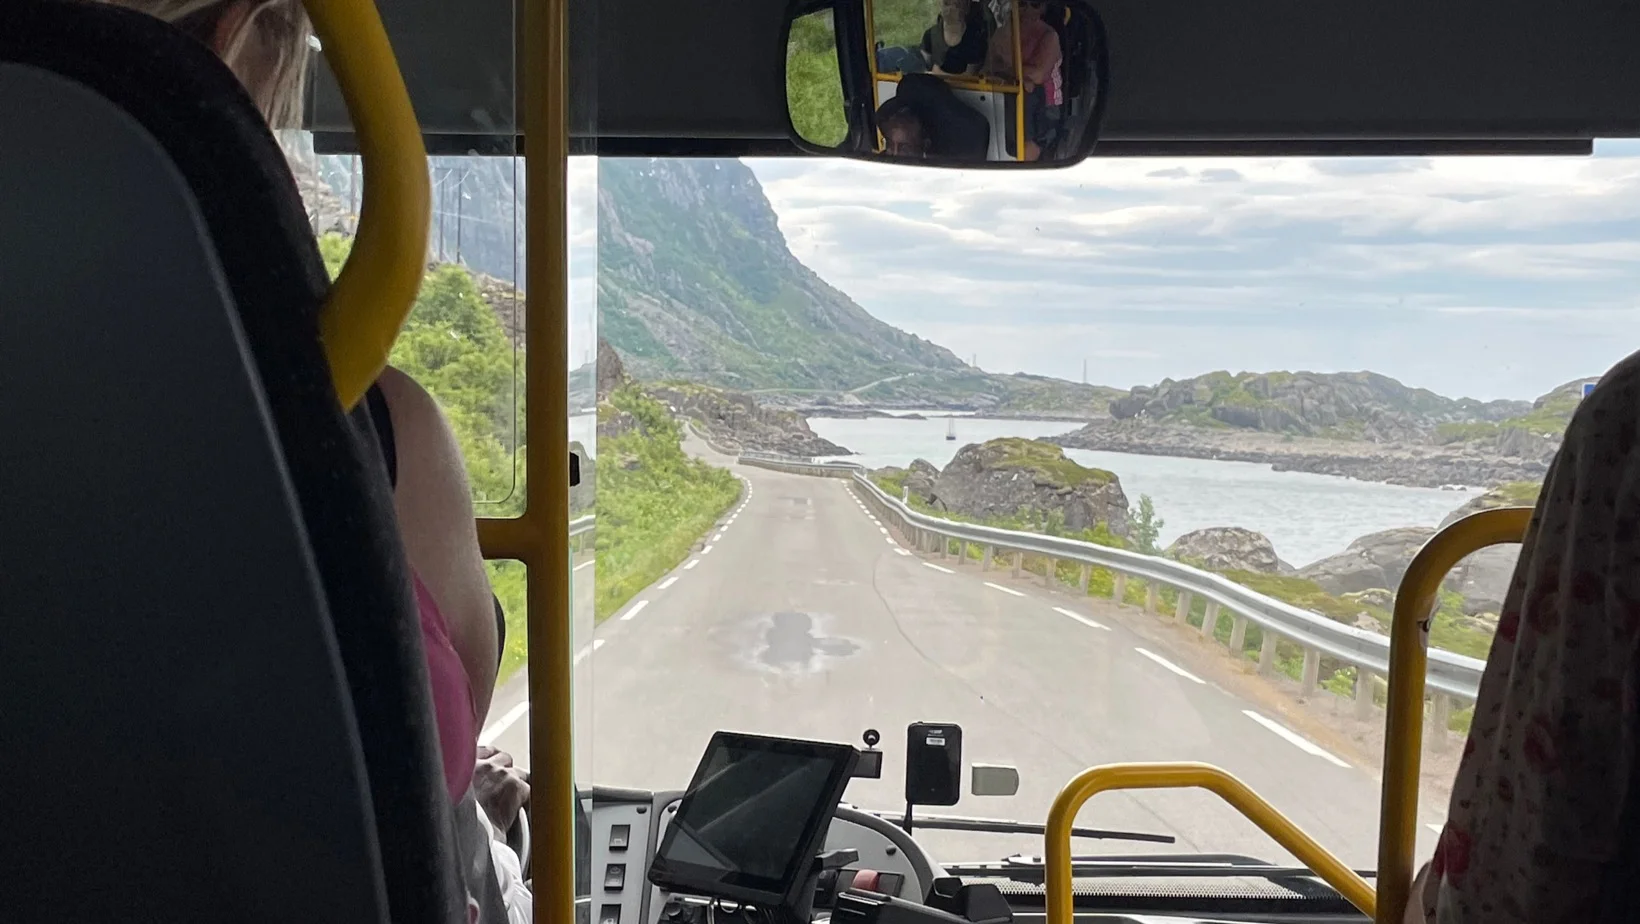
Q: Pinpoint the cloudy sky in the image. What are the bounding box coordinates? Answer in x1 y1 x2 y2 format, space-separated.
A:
738 144 1640 401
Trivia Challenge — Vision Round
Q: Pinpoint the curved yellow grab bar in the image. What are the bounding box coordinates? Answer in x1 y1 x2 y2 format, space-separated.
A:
304 0 430 410
1376 506 1531 923
1046 762 1376 922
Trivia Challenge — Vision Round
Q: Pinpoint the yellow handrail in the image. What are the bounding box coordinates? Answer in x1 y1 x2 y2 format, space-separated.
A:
304 0 430 411
1375 506 1531 923
1045 762 1376 922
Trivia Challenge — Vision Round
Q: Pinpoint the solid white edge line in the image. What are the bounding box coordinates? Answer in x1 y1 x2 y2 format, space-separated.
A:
478 700 530 745
1053 606 1108 630
619 600 650 622
573 559 594 572
702 545 715 555
684 559 700 570
923 563 954 573
983 581 1025 597
1134 648 1205 684
1242 710 1351 768
658 576 679 590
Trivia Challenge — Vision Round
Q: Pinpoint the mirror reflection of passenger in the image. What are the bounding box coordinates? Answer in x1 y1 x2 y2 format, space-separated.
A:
986 0 1063 160
920 0 988 76
876 74 990 160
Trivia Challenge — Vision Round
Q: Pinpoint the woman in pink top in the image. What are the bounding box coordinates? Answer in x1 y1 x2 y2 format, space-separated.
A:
986 0 1063 160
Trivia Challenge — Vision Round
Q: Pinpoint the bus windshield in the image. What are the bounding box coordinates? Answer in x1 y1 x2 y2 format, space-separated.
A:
290 141 1638 873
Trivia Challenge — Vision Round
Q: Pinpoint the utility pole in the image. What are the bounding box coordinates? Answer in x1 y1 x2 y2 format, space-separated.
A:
1082 358 1087 384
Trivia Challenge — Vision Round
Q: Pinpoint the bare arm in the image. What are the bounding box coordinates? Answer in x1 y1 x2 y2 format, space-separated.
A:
1023 30 1060 86
377 365 499 723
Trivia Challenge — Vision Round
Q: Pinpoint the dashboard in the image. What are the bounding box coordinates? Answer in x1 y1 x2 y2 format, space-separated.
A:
578 788 1367 924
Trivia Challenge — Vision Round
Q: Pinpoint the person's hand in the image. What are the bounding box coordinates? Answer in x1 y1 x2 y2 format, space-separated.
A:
475 745 531 835
1023 76 1037 92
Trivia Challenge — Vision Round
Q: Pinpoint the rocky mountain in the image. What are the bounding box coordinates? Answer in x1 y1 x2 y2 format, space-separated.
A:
647 381 850 458
881 438 1130 537
1109 370 1529 443
598 159 969 390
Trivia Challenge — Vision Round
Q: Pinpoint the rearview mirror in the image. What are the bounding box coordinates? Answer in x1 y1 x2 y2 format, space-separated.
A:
784 0 1107 166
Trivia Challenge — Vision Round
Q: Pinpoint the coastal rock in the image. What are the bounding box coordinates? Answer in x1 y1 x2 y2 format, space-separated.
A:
932 438 1130 536
1298 527 1437 595
1343 588 1395 610
649 382 851 458
597 338 628 401
1167 527 1286 574
906 458 940 503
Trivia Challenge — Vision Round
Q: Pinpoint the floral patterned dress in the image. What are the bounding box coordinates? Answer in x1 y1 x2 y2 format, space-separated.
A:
1407 354 1640 923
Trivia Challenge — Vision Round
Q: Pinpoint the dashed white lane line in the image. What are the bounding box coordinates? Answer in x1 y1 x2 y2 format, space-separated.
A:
983 581 1025 597
1135 648 1205 684
569 638 606 666
1053 606 1109 630
573 560 595 572
684 559 700 570
658 576 679 590
878 527 888 534
885 537 898 546
479 700 530 745
714 532 725 541
702 544 715 555
1242 710 1351 768
924 563 954 574
893 548 912 557
619 600 650 622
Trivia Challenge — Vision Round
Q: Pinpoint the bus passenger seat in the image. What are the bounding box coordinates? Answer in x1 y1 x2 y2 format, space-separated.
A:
0 4 463 923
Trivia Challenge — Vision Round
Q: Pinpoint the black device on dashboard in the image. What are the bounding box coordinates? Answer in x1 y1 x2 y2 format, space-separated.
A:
905 723 962 806
648 731 860 914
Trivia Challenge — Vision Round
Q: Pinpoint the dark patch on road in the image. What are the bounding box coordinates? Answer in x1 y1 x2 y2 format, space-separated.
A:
758 611 859 671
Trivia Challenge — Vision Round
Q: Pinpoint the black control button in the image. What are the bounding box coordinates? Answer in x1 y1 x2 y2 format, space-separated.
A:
599 904 621 924
604 863 626 890
609 824 630 850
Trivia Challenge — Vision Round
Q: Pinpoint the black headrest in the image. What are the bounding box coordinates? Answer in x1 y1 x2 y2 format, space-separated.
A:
0 2 462 921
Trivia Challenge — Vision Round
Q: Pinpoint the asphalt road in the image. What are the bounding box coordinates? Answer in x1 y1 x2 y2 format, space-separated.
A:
483 439 1448 871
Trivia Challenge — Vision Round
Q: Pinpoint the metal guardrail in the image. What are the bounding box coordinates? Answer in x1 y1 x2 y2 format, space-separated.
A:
570 515 594 537
739 453 1487 710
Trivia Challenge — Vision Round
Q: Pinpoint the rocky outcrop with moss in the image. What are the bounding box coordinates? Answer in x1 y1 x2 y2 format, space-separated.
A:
908 438 1131 536
1168 527 1292 574
646 381 850 458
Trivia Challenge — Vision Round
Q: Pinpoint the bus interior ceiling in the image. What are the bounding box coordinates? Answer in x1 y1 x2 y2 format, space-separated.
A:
307 0 1640 157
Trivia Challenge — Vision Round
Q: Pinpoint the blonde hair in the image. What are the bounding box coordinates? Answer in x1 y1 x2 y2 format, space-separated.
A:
107 0 312 128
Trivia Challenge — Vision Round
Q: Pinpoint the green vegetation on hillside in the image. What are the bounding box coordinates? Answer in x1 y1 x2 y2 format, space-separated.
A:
596 386 741 622
786 10 847 147
1437 383 1586 443
986 437 1116 487
321 234 530 677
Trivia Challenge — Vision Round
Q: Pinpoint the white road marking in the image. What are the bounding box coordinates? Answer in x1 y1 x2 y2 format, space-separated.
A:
658 576 679 590
893 548 912 556
573 560 594 572
684 559 700 570
702 544 715 555
924 563 954 574
983 582 1025 597
620 600 650 622
714 532 725 541
885 537 898 546
1242 710 1351 768
570 638 606 665
1053 606 1108 630
479 700 530 746
878 527 888 534
1135 648 1205 684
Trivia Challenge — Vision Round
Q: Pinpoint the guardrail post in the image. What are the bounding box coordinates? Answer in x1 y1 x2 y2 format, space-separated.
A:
960 540 969 565
1428 693 1453 749
1258 632 1278 675
1144 583 1158 614
1112 572 1127 604
1200 601 1219 640
1078 563 1090 594
1044 557 1057 587
1011 551 1023 578
1355 669 1376 720
940 536 949 560
1299 648 1321 700
1228 614 1248 654
982 545 994 571
1174 591 1192 625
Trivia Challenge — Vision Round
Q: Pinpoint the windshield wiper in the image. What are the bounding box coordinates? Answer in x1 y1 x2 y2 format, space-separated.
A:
857 810 1174 845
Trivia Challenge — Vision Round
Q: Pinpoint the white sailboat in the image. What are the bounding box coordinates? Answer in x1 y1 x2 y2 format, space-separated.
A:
945 418 957 441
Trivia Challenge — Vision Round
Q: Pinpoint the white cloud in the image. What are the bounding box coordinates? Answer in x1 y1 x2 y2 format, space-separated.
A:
747 150 1640 399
